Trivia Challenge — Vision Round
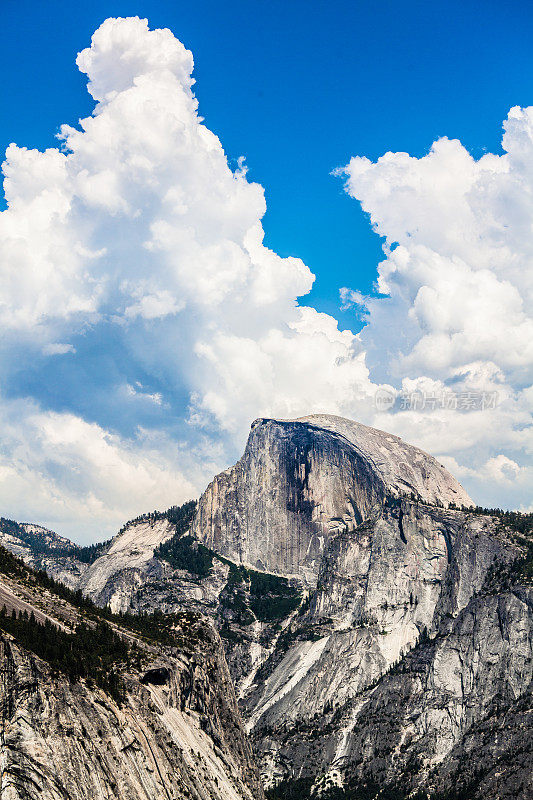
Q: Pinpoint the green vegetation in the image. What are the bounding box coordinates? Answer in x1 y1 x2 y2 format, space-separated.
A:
0 542 211 702
266 771 510 800
154 502 302 621
0 517 57 554
32 564 188 645
219 559 302 624
394 501 533 590
156 534 213 576
0 501 200 568
153 501 214 576
219 621 247 643
446 504 533 534
469 509 533 590
225 560 248 585
512 542 533 583
0 607 128 704
484 538 533 590
119 499 197 536
0 543 187 646
74 540 112 563
398 495 533 539
265 777 314 800
0 543 26 578
248 570 302 622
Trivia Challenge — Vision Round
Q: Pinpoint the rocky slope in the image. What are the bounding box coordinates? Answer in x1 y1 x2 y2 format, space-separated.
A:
0 508 299 705
248 524 531 797
0 549 263 800
77 516 178 612
261 585 532 800
73 513 304 699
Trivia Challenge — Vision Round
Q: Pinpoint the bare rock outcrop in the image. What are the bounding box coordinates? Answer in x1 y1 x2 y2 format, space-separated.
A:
192 416 472 584
77 517 176 611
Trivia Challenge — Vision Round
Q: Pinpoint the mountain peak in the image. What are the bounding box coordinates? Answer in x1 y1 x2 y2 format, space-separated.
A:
196 414 472 582
252 414 472 509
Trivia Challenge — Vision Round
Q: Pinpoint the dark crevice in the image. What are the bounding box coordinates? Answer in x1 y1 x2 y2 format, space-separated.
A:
399 508 407 544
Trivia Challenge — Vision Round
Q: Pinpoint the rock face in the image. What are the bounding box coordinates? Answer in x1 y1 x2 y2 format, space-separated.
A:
78 517 176 612
244 502 531 796
72 516 304 701
261 586 532 800
0 563 263 800
192 416 472 584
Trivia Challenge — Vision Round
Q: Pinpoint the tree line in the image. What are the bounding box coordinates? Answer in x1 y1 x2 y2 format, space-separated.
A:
0 606 128 704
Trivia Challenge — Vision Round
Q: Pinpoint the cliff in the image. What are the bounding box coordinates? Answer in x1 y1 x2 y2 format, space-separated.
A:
191 416 472 583
0 552 263 800
244 501 531 798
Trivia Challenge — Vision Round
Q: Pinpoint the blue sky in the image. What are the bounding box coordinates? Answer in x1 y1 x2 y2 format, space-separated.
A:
2 0 532 323
0 2 532 540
